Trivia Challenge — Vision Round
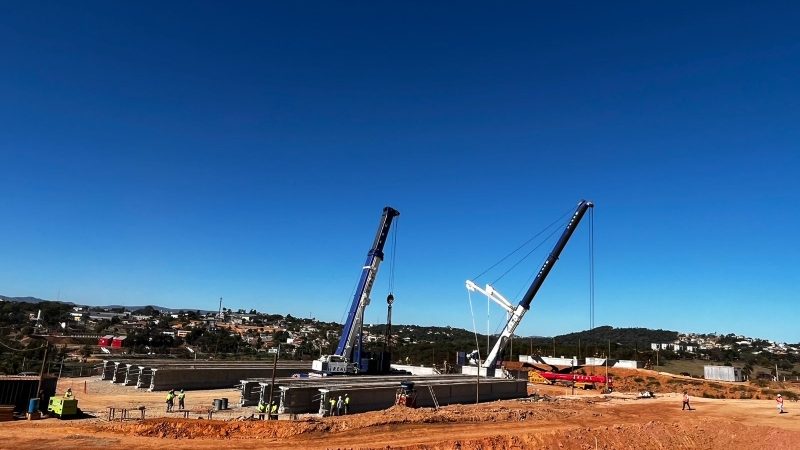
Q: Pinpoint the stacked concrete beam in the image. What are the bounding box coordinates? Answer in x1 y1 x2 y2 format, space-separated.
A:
149 366 304 391
123 365 140 386
240 380 263 406
99 359 311 391
236 374 527 416
137 366 153 389
111 362 128 383
101 360 116 380
312 377 526 415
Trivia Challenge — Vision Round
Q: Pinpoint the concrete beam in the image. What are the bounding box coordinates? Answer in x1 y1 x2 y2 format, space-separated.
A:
149 367 304 391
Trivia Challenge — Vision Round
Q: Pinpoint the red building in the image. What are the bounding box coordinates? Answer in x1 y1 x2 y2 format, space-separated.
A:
111 336 127 348
98 335 114 347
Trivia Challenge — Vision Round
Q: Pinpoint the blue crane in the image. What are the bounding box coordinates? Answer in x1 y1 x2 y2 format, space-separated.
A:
312 206 400 375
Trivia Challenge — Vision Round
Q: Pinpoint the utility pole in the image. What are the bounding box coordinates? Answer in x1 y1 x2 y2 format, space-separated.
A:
571 359 575 395
267 349 278 419
36 342 49 399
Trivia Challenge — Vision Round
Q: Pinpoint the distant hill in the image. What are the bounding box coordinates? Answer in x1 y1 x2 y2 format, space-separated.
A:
546 326 679 346
0 295 211 314
0 295 74 305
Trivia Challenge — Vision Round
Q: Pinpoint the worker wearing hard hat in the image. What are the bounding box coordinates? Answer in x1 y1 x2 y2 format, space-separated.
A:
64 388 74 399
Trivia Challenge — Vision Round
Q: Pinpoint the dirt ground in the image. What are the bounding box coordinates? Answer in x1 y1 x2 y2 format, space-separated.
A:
1 374 798 450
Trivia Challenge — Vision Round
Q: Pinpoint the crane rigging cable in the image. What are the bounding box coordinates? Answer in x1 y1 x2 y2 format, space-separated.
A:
471 206 575 282
492 221 566 287
466 288 483 367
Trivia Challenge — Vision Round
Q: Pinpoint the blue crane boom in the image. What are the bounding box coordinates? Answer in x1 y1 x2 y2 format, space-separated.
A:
335 206 400 365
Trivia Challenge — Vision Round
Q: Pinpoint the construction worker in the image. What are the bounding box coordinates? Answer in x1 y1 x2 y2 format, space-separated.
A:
177 389 186 410
270 401 278 420
64 388 74 399
336 395 344 416
777 394 785 414
165 389 175 412
257 399 267 420
682 391 692 410
344 393 350 415
328 396 336 416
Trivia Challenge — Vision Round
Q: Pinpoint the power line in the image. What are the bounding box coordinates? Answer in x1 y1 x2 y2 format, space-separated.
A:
0 340 47 352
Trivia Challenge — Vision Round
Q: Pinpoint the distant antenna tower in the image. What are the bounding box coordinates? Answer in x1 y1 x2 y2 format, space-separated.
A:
218 297 223 319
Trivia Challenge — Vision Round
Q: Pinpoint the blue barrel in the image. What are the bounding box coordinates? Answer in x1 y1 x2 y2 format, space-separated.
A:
28 398 39 414
213 399 222 411
220 398 228 410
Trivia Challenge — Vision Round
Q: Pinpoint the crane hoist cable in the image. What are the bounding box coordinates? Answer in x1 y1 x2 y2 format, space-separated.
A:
588 207 596 356
388 215 399 295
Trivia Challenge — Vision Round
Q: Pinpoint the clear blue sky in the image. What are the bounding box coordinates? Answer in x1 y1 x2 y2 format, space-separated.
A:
1 2 798 343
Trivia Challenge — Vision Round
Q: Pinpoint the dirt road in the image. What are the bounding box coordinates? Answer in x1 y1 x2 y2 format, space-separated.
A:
1 377 797 449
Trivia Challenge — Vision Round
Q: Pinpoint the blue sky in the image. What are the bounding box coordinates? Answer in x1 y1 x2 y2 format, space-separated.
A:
1 2 798 343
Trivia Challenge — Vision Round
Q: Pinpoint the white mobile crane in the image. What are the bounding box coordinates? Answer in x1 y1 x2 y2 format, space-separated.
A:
466 200 593 376
312 206 400 375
